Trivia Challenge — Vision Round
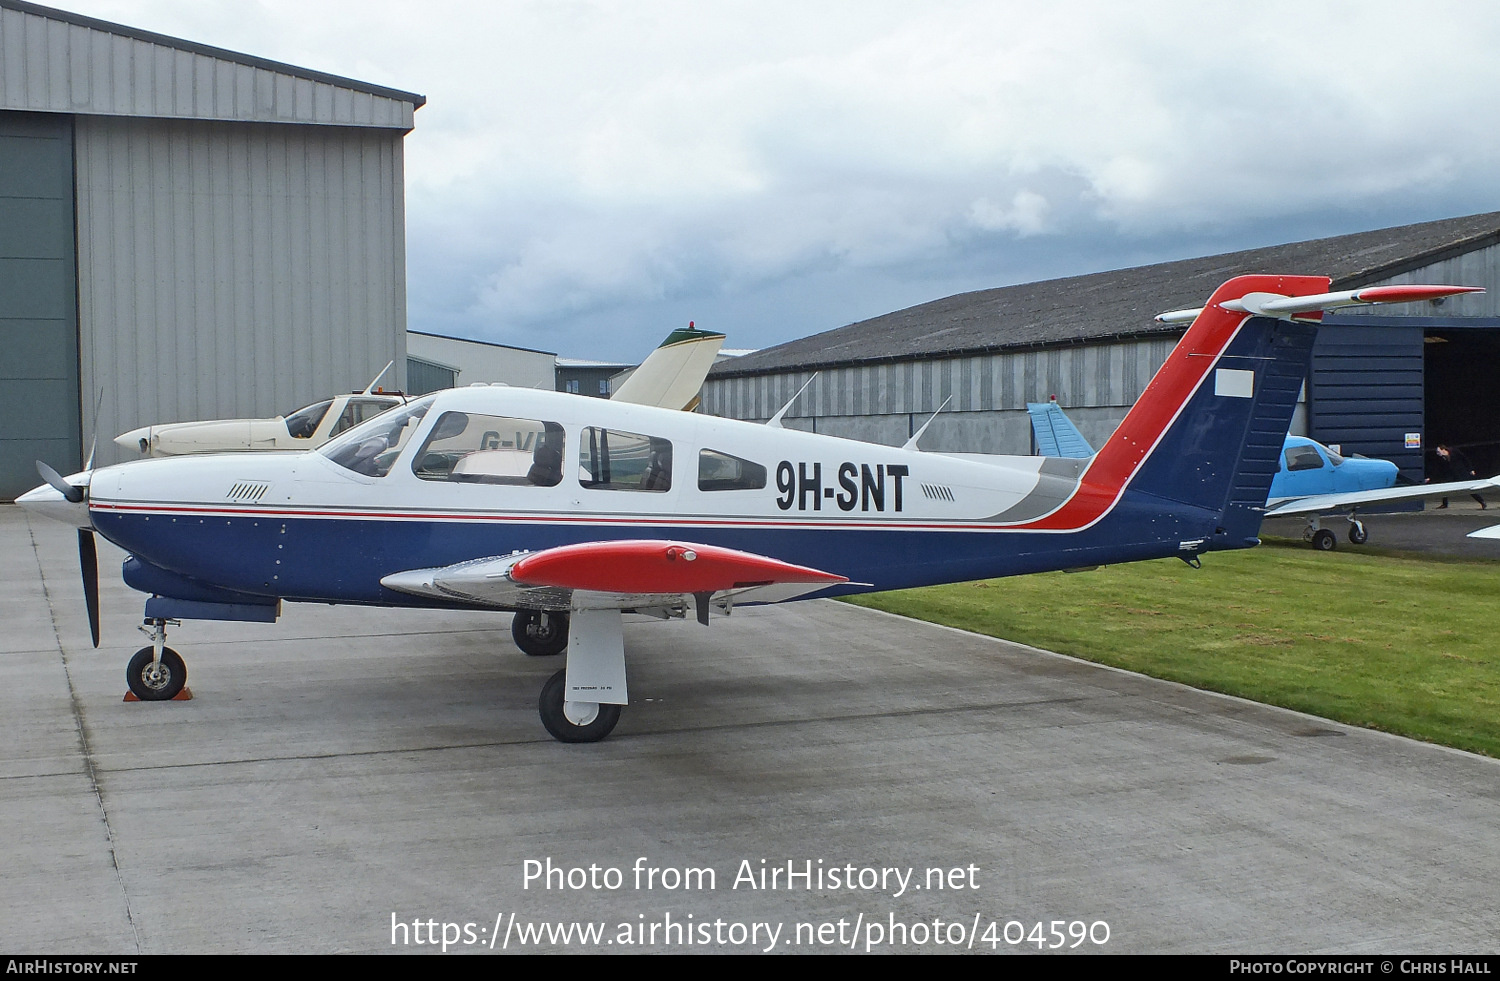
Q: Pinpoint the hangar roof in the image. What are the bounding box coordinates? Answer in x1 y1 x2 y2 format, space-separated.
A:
711 211 1500 378
0 0 424 129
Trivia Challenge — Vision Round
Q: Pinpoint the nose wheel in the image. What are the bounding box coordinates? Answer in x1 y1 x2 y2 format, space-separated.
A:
126 617 189 701
126 645 186 700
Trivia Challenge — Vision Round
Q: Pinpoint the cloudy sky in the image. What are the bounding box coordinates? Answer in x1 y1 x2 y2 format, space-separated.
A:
47 0 1500 360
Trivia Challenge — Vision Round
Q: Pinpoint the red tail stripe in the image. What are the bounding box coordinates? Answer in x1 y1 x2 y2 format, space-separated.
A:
1013 275 1332 531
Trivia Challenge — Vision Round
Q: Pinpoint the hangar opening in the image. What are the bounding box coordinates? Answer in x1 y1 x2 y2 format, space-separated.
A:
1424 328 1500 478
1300 315 1500 491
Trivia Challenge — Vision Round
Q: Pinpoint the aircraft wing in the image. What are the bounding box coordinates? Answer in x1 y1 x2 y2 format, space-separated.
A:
381 540 848 619
1264 476 1500 516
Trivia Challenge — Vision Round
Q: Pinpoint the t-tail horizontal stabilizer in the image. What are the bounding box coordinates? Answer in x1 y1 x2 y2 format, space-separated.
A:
1155 284 1483 324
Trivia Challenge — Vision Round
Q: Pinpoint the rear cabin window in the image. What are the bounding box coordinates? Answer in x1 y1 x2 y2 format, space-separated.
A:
580 428 672 492
412 412 565 487
698 449 767 491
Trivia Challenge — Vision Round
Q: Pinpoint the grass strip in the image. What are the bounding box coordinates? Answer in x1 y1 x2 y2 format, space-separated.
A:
844 538 1500 758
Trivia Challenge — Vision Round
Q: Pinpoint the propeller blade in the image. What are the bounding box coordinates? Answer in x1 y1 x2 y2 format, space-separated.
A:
78 529 100 648
36 461 84 503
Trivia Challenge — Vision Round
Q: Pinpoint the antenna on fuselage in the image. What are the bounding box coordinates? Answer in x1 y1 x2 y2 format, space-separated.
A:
84 388 104 470
902 395 952 451
766 372 819 429
363 361 395 395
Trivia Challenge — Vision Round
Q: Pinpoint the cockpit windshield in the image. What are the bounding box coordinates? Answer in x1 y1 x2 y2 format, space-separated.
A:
284 399 334 439
320 395 435 476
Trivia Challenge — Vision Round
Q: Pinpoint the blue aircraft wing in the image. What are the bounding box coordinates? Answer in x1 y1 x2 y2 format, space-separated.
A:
1266 477 1500 516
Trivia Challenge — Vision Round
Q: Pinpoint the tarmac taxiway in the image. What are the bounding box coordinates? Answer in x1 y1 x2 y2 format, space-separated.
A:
2 504 1497 953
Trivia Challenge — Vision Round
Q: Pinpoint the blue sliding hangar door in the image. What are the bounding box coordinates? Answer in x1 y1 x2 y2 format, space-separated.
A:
0 111 81 501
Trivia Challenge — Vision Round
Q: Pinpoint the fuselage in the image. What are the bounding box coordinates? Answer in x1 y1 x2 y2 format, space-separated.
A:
81 386 1229 609
114 393 406 457
1268 435 1399 500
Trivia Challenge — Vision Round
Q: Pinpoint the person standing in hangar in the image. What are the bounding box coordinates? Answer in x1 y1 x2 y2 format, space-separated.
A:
1429 444 1487 509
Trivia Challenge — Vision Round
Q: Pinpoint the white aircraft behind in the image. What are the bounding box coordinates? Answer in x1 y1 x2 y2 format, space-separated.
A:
116 363 406 457
115 325 728 457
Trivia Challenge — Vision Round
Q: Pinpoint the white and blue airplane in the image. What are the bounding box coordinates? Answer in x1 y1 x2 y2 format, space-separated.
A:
18 277 1481 741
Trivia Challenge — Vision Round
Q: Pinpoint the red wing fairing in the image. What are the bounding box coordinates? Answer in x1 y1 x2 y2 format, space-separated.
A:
510 540 846 593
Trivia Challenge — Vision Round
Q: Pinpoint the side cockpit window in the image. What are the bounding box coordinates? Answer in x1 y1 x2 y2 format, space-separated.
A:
412 413 566 487
284 400 333 439
698 449 767 491
320 399 430 477
330 397 400 438
1284 444 1325 471
580 428 672 492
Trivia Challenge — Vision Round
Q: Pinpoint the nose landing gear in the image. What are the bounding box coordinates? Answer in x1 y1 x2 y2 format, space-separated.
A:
125 618 189 701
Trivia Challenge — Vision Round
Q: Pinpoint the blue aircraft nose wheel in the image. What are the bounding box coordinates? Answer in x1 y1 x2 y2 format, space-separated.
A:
538 668 621 743
512 610 570 657
126 646 187 700
1348 521 1368 545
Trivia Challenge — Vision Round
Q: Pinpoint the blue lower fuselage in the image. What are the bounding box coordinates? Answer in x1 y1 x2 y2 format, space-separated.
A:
95 490 1241 611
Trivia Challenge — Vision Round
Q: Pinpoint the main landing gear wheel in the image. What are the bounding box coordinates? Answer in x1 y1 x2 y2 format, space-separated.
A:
1348 521 1368 545
1311 529 1338 551
126 646 186 701
538 668 620 743
512 610 569 657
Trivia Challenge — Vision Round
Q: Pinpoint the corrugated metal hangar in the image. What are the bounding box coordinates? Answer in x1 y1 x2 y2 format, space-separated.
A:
704 212 1500 481
0 0 423 497
405 330 557 396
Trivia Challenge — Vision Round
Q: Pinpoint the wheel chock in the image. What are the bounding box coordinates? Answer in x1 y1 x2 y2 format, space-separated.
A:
123 687 194 703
